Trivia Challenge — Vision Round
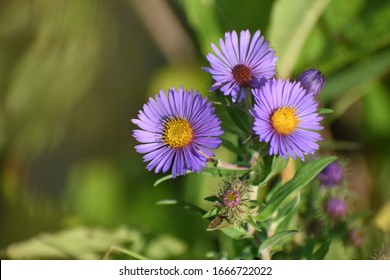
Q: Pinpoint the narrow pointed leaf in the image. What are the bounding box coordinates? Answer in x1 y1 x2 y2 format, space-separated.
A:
257 156 336 221
259 230 298 257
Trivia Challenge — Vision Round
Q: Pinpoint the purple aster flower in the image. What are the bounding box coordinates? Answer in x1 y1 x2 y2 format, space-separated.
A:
318 161 344 187
297 68 325 96
326 197 347 220
202 30 277 103
251 78 323 160
132 87 223 178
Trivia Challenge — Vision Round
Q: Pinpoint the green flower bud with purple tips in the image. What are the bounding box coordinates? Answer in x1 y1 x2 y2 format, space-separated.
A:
211 179 253 227
297 68 325 96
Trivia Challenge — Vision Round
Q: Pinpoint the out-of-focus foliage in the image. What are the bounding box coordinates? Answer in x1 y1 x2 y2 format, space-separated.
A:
1 0 390 259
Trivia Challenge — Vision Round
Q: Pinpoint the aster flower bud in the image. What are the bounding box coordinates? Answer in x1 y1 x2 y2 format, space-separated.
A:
326 197 347 220
318 161 344 187
297 68 325 96
347 228 366 247
209 179 253 229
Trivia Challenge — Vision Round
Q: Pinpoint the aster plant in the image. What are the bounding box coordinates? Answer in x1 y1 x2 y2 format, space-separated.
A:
132 29 369 260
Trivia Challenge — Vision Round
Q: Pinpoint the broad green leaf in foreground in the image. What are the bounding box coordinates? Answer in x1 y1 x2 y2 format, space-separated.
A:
257 156 337 221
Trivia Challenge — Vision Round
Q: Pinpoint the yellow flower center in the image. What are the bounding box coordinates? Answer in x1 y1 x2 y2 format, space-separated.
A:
271 107 300 135
227 192 236 201
162 116 193 148
223 189 241 208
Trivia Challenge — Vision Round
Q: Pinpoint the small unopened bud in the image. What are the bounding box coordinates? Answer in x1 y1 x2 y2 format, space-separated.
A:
318 161 344 187
347 228 366 247
297 68 325 96
211 179 253 227
326 197 347 220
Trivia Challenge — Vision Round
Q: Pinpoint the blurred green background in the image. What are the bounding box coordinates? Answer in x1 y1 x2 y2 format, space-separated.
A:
0 0 390 259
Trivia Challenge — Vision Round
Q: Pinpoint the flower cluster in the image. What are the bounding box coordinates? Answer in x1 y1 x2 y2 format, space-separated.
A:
130 28 374 260
132 29 326 177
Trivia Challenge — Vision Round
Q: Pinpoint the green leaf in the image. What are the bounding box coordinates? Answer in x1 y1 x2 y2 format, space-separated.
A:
153 171 191 187
156 199 207 216
247 216 263 232
275 195 301 232
221 137 243 157
321 50 390 104
204 195 219 203
178 0 221 55
202 208 221 220
3 227 144 260
220 226 251 240
317 108 334 115
226 106 252 135
312 239 331 260
258 230 298 257
269 0 331 78
320 50 390 121
256 156 288 188
144 235 187 260
257 156 337 221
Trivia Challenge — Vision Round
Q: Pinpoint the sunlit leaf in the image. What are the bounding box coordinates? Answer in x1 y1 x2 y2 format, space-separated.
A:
257 156 336 221
144 235 187 260
2 227 143 260
321 50 390 104
269 0 331 77
177 0 222 54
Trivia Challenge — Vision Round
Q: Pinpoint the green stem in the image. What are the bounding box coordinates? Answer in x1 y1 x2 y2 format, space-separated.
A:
102 245 149 260
203 153 250 170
